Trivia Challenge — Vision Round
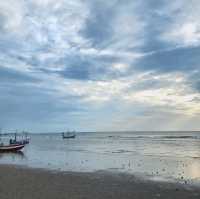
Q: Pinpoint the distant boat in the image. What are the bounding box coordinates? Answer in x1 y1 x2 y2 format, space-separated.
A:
0 143 25 152
62 132 76 139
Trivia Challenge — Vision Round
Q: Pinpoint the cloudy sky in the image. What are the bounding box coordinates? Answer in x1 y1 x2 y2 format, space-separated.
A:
0 0 200 132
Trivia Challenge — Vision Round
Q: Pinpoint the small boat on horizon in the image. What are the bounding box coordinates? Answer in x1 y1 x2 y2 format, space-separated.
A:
62 131 76 139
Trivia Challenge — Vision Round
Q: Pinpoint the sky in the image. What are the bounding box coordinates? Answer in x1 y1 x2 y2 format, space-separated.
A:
0 0 200 132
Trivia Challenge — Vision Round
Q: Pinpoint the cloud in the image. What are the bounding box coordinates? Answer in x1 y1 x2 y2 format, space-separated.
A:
0 0 26 33
0 75 87 131
163 22 200 46
158 0 200 47
0 0 200 131
134 46 200 73
0 66 38 83
82 0 146 51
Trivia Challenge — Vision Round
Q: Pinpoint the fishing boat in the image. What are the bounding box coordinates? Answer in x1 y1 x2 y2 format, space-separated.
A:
0 143 25 152
62 132 76 139
10 134 30 145
0 130 27 152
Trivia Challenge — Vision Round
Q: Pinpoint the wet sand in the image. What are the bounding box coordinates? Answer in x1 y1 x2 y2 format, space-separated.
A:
0 164 200 199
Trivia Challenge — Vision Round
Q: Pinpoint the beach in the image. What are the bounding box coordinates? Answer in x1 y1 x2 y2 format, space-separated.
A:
1 0 200 197
0 164 200 199
0 132 200 185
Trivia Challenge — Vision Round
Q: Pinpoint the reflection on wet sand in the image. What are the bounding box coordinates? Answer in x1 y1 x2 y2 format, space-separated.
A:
188 162 200 179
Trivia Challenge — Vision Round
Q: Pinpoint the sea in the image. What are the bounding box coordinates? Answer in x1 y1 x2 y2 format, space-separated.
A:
0 131 200 185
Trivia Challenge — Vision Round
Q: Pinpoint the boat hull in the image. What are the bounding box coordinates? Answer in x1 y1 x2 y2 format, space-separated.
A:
62 132 76 139
0 144 25 152
62 135 76 139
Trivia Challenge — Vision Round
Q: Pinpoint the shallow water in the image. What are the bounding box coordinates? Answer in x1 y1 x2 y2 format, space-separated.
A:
0 131 200 185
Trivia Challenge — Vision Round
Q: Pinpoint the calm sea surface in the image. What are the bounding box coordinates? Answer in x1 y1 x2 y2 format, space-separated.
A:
0 131 200 185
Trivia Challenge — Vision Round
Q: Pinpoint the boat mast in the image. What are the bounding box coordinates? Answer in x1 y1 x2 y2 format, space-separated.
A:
15 130 17 141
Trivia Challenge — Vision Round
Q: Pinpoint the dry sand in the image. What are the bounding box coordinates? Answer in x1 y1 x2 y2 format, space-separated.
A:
0 164 200 199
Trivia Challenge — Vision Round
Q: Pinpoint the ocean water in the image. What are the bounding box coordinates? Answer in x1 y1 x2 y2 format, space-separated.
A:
0 131 200 184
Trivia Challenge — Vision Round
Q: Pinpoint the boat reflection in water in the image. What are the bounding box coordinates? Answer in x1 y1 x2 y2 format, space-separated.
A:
0 150 25 160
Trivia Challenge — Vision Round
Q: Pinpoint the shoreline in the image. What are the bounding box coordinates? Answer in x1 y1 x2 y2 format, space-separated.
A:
0 164 200 199
0 161 199 186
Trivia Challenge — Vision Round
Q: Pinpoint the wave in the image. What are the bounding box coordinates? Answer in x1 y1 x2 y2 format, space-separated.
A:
107 135 200 140
161 136 198 139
